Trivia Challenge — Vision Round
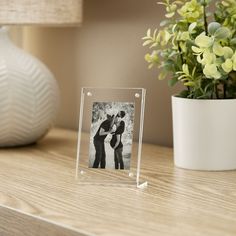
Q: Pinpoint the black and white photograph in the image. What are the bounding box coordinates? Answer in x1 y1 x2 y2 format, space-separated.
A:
88 102 135 170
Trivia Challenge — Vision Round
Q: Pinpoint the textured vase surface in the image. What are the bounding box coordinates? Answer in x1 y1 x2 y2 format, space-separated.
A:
0 27 59 147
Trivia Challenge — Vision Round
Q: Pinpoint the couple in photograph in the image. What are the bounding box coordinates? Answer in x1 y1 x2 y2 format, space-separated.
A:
93 111 126 169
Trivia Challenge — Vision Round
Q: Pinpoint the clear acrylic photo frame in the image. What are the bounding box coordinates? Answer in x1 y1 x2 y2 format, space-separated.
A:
76 87 147 188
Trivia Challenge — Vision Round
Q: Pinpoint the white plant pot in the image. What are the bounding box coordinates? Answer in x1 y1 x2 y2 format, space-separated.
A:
172 96 236 170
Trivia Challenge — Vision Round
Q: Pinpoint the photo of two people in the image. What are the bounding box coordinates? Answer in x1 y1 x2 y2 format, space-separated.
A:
88 102 135 170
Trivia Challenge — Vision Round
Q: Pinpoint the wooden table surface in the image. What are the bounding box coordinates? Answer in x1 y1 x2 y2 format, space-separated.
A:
0 128 236 236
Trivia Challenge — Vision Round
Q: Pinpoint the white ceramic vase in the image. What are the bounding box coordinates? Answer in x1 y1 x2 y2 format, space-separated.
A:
172 96 236 170
0 27 60 147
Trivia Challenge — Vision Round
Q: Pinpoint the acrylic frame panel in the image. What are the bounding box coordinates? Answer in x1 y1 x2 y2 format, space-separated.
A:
76 87 147 188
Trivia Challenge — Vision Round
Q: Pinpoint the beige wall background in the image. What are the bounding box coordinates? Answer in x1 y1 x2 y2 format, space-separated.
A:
20 0 181 147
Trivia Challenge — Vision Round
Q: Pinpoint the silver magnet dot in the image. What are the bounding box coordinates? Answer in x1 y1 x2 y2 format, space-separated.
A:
129 172 134 177
135 93 140 98
80 170 85 175
87 92 92 96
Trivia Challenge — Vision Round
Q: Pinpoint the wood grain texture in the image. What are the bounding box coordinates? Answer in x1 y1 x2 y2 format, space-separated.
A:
0 0 83 26
0 206 87 236
0 128 236 235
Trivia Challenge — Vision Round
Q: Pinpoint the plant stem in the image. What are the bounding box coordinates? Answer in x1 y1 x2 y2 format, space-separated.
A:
203 1 208 35
177 42 184 65
215 83 219 99
223 82 227 98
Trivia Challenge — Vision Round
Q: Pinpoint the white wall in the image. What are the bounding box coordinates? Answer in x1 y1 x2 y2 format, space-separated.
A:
22 0 181 146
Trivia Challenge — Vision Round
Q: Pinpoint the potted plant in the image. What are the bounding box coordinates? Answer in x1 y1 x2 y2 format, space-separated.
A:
142 0 236 170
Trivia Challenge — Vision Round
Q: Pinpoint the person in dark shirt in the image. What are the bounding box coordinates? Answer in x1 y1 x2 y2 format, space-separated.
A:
110 111 126 169
93 114 113 168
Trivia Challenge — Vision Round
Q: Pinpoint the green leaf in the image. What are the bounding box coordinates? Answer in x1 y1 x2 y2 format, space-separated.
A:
163 30 172 43
142 36 150 40
165 12 175 18
188 22 197 34
197 54 202 63
168 77 178 87
142 40 153 46
233 56 236 71
177 74 190 81
180 32 190 41
195 34 213 48
158 71 168 80
214 27 231 40
157 2 167 6
222 1 230 7
192 46 202 53
178 90 189 98
153 29 158 38
230 38 236 46
213 42 224 56
160 19 170 27
182 64 189 75
208 22 221 35
222 59 233 73
150 42 158 48
192 66 197 76
184 81 195 87
144 53 151 62
203 64 221 79
201 51 216 65
148 63 154 69
223 47 234 59
161 60 174 71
